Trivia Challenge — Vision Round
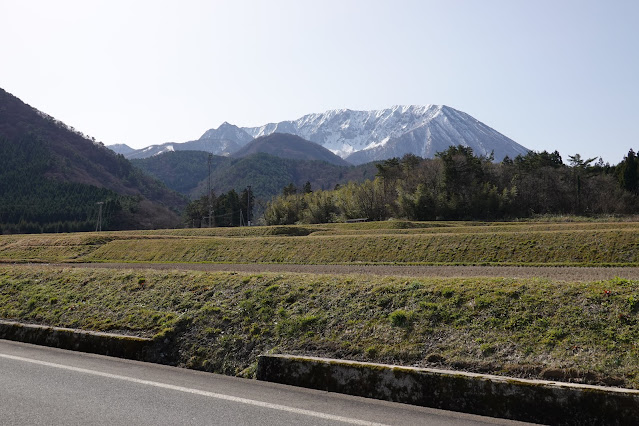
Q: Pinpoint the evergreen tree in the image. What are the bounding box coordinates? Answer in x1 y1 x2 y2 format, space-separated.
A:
618 149 639 194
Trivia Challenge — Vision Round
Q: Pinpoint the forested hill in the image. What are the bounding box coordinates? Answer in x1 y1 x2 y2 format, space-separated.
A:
132 151 377 201
231 133 351 166
131 151 230 196
0 88 185 233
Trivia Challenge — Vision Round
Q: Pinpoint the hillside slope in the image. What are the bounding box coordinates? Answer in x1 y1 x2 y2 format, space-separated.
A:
232 133 350 166
195 153 376 201
125 122 253 159
133 151 376 201
131 151 230 195
0 88 184 232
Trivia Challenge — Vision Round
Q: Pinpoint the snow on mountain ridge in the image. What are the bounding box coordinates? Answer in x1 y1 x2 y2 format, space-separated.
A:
123 105 529 163
344 105 529 165
200 121 253 144
242 105 446 158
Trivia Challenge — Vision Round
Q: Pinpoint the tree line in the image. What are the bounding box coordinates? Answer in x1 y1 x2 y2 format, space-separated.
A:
0 134 134 234
264 146 639 225
184 188 255 227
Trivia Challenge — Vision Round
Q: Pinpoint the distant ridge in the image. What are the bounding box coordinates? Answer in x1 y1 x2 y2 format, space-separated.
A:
126 105 529 164
232 133 350 166
108 143 135 155
124 122 253 159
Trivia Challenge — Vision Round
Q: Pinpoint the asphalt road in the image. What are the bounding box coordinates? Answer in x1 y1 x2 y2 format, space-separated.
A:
0 340 532 426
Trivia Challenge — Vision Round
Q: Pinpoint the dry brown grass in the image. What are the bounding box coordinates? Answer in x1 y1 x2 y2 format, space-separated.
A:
41 262 639 282
2 264 639 388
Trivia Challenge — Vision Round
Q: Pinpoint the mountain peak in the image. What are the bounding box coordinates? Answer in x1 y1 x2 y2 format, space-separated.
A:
241 105 528 163
199 122 252 144
127 105 529 164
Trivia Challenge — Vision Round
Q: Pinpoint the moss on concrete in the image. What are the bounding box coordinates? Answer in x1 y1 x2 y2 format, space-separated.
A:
257 355 639 425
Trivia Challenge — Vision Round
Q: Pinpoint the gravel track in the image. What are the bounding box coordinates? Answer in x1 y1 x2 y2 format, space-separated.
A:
13 262 639 281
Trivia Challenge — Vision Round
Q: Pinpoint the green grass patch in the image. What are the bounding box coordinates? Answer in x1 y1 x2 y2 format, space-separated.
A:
3 221 639 265
1 265 639 388
81 229 639 265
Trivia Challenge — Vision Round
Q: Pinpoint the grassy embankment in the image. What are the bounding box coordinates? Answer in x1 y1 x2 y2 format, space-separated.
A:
1 266 638 388
1 220 639 388
1 220 639 265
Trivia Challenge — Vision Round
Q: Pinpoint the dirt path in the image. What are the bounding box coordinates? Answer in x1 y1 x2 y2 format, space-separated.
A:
11 262 639 281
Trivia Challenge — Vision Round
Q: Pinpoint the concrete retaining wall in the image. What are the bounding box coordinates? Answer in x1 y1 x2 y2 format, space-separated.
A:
0 320 151 361
3 319 637 424
257 354 639 425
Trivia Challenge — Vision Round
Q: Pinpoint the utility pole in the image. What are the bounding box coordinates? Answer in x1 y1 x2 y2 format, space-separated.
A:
95 202 104 232
208 153 213 227
247 185 251 226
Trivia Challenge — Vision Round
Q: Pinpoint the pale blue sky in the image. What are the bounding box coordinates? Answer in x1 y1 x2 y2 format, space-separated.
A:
1 0 637 163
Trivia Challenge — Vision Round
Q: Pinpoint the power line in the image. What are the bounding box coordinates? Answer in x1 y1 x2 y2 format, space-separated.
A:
247 185 251 226
208 153 213 228
95 202 104 232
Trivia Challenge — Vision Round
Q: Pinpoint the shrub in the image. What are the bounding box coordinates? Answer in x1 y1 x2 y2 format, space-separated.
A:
389 310 414 327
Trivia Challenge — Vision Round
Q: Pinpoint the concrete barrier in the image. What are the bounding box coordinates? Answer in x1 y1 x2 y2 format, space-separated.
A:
2 319 637 424
0 320 151 361
257 354 639 425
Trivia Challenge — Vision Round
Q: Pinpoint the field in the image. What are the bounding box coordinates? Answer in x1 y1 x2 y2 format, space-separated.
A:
1 220 639 388
2 220 639 265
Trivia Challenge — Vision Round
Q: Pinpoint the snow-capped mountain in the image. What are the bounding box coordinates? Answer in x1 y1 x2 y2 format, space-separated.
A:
125 105 528 163
344 106 529 165
200 121 253 146
124 122 253 159
243 105 440 158
242 105 528 164
125 142 179 159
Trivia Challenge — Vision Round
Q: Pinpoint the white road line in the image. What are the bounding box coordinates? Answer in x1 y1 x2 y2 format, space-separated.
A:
0 353 388 426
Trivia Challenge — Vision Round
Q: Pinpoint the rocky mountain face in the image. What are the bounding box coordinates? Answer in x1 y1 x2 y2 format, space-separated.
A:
122 105 529 164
